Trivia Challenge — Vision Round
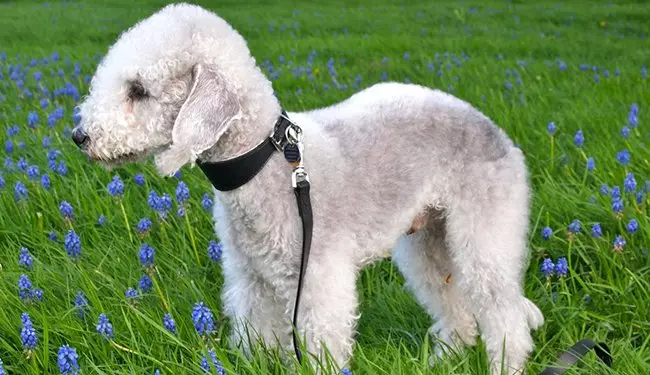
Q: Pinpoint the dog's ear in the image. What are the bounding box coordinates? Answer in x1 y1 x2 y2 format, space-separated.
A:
155 63 242 176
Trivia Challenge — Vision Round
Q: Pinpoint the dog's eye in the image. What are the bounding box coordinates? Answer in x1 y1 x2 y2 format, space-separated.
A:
128 81 148 100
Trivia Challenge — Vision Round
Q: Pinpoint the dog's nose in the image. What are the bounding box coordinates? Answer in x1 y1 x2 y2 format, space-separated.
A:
71 128 90 148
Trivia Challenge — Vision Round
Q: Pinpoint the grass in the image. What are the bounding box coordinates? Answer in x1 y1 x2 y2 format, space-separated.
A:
0 0 649 374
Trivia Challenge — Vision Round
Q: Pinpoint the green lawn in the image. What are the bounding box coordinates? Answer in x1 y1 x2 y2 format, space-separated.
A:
0 0 649 374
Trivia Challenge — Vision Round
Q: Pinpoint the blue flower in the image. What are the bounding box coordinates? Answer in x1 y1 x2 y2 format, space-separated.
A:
616 149 630 166
96 313 114 340
555 257 568 276
163 313 177 335
176 181 190 203
59 200 74 220
341 368 352 375
207 240 223 262
134 173 145 186
137 218 152 233
125 287 139 300
57 344 80 375
541 227 552 240
26 165 40 180
611 186 621 199
0 173 4 189
21 312 38 351
568 219 581 234
540 258 554 278
573 130 584 147
14 181 28 201
107 175 124 197
27 111 39 128
586 157 595 172
201 193 213 211
591 223 602 238
17 157 27 171
64 230 81 259
48 232 58 242
613 235 626 251
624 172 636 192
97 214 107 226
56 161 68 176
621 126 630 139
139 243 155 268
546 122 557 135
47 149 61 161
0 358 5 375
628 105 638 128
200 349 224 374
192 302 215 336
612 197 624 215
4 140 13 154
41 174 51 190
19 247 33 270
139 274 153 292
18 274 34 301
626 219 639 234
74 291 89 319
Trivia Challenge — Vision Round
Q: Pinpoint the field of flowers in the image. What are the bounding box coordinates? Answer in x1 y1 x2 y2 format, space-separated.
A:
0 1 648 374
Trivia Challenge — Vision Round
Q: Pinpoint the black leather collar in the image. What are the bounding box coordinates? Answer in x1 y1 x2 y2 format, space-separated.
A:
196 110 294 191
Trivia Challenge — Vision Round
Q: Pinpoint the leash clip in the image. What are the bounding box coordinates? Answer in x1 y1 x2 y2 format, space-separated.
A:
291 141 309 188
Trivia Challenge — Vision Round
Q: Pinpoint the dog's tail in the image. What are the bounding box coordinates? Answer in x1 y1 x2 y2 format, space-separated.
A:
523 297 544 330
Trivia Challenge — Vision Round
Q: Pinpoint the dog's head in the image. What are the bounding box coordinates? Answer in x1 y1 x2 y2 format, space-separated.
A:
72 3 254 175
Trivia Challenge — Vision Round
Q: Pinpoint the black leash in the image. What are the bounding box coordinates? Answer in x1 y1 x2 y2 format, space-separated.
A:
197 110 312 363
539 338 612 374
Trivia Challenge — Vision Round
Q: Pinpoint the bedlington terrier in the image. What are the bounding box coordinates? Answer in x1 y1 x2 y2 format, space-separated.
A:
71 3 544 374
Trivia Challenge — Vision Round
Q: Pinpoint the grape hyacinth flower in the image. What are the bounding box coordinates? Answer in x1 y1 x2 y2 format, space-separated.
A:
342 368 352 375
64 230 81 259
200 349 224 375
138 244 155 271
57 344 80 375
137 218 152 236
201 193 213 211
616 149 630 166
555 257 568 276
573 130 584 147
586 157 595 172
48 232 58 242
207 240 223 262
176 181 190 203
57 160 68 176
612 197 624 217
163 313 177 335
18 274 33 301
541 258 554 278
19 247 33 270
41 173 51 190
139 274 153 293
96 313 114 340
74 291 89 319
59 200 74 221
613 235 626 252
134 173 145 186
626 219 639 234
567 219 581 235
125 287 139 301
0 358 5 375
97 214 107 226
21 312 38 353
599 184 609 195
611 186 621 199
107 175 124 197
192 302 215 336
591 223 603 238
621 126 630 139
14 181 28 201
624 172 636 193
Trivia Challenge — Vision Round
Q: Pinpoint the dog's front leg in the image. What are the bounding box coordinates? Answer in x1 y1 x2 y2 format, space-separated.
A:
284 251 359 372
221 246 288 356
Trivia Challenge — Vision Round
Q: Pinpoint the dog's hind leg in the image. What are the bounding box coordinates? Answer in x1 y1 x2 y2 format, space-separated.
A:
443 154 544 375
392 210 479 364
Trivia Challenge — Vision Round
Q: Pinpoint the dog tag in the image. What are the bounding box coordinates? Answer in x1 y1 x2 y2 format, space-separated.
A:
284 143 301 163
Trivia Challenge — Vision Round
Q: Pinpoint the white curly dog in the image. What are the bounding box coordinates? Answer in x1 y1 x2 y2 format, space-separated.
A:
72 3 544 374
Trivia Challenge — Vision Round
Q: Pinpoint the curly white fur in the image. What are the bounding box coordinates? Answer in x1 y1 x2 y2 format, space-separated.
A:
73 3 544 374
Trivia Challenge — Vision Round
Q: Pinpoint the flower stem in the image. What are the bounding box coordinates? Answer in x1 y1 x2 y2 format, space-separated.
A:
119 200 134 244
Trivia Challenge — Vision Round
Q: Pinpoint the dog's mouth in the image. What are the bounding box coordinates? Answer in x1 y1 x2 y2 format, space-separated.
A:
86 149 148 166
